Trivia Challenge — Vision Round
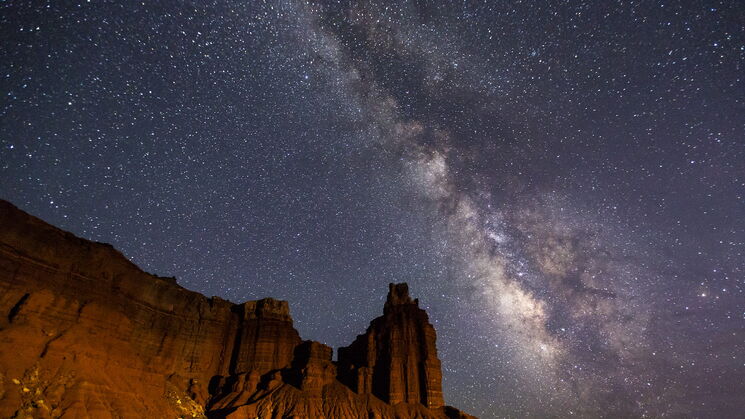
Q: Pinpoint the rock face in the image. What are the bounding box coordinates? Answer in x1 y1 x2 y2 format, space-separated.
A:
338 283 444 409
0 199 475 419
230 299 301 375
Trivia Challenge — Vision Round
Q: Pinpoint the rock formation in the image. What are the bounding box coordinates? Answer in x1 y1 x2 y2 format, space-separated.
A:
0 199 475 419
338 283 444 409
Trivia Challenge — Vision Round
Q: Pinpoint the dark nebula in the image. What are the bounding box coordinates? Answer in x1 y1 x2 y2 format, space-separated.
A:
1 1 743 417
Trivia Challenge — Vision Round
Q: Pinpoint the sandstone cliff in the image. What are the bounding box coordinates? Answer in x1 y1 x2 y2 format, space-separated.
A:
0 199 474 419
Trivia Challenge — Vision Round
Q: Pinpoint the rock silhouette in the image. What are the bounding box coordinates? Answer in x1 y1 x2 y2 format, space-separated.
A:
0 199 474 418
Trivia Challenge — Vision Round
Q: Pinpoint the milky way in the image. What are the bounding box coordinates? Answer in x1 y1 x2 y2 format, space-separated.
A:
1 1 744 417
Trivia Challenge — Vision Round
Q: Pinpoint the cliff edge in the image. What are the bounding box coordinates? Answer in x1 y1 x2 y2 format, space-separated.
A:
0 199 475 419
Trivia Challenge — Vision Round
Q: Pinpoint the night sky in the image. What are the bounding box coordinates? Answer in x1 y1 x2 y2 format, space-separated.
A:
2 1 744 417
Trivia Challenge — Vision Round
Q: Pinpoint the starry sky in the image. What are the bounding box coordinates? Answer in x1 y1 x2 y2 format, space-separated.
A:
1 1 744 417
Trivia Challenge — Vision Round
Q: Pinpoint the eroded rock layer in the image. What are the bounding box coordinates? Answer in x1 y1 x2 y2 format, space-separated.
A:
0 199 474 419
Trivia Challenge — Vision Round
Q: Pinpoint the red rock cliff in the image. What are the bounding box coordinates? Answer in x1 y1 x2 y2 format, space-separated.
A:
0 200 474 419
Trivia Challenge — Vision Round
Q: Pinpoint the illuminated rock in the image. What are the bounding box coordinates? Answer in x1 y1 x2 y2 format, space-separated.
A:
0 199 474 418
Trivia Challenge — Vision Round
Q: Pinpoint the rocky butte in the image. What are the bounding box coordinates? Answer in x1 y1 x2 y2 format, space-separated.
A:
0 199 475 419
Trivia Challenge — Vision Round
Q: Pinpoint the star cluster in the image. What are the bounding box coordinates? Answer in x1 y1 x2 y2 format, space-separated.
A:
1 1 744 417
